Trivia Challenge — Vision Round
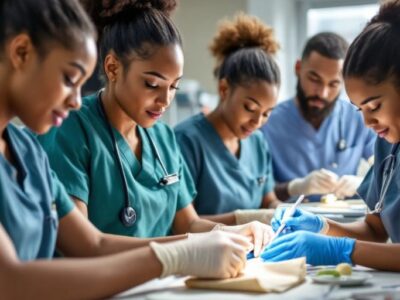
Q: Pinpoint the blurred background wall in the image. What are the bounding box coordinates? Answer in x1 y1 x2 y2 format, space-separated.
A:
82 0 380 126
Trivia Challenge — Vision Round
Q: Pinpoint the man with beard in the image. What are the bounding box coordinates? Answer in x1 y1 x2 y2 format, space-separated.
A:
261 32 375 202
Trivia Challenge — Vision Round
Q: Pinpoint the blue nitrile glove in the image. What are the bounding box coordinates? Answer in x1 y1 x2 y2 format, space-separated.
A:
260 231 355 266
271 208 324 234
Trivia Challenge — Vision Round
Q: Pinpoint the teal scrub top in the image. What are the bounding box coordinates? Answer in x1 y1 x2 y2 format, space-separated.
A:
357 138 400 243
0 124 74 261
38 94 196 238
174 113 275 214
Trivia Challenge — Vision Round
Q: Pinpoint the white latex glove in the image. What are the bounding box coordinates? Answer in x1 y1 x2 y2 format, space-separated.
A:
334 175 363 199
234 209 275 225
288 168 339 196
150 231 250 279
213 221 273 258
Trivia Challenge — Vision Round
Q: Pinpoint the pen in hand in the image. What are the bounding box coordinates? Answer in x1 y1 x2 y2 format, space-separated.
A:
246 194 305 260
270 194 305 242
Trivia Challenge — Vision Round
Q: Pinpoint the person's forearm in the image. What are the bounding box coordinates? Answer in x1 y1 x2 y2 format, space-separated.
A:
95 234 188 256
188 218 219 232
326 219 388 242
261 192 282 209
199 213 236 225
352 241 400 271
0 247 161 300
274 182 291 201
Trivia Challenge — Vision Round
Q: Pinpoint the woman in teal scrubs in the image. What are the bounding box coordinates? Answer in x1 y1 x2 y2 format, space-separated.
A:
0 0 256 297
38 1 271 253
261 0 400 271
175 14 282 225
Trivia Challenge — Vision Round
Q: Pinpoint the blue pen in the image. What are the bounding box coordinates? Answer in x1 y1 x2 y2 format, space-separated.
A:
246 194 305 260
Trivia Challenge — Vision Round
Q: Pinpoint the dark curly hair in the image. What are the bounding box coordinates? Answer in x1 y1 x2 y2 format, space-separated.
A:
82 0 181 76
210 13 280 89
0 0 95 58
343 0 400 86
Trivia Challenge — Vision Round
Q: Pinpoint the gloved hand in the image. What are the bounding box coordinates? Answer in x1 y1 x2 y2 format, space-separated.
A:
288 168 339 196
213 221 273 258
334 175 363 199
271 208 329 234
234 209 275 225
260 231 355 266
150 231 250 278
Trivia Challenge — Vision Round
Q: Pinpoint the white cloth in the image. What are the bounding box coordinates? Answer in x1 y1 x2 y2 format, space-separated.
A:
185 257 306 293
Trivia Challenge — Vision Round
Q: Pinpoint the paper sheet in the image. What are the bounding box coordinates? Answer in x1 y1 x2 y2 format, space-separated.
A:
185 257 306 293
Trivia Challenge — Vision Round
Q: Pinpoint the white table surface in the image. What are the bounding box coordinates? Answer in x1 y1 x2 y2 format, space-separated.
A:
111 267 400 300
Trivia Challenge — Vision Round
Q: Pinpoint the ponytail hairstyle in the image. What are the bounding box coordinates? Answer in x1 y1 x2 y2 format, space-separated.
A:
0 0 95 58
82 0 182 75
210 13 281 89
343 0 400 86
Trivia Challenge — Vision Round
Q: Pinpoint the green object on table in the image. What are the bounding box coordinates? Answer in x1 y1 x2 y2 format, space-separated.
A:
316 269 341 277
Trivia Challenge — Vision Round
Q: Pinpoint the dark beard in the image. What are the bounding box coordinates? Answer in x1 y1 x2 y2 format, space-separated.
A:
296 80 339 125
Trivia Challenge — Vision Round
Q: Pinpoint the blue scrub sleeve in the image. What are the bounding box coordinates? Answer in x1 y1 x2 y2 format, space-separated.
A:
362 130 376 159
176 150 198 211
50 170 75 219
175 132 201 185
38 116 91 204
262 139 275 196
357 164 378 211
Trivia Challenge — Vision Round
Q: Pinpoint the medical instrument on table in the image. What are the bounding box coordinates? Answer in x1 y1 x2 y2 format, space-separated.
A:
369 143 399 214
97 91 180 227
247 194 305 259
271 194 305 242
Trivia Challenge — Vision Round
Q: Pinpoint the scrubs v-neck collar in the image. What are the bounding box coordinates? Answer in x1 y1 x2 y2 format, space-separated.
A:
200 115 244 167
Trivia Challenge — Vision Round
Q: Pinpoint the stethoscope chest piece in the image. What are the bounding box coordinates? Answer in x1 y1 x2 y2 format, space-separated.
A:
120 206 137 227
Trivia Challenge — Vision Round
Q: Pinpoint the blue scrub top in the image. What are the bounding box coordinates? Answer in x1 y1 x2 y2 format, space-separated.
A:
261 98 375 200
358 138 400 243
175 113 275 214
0 124 74 261
38 94 196 238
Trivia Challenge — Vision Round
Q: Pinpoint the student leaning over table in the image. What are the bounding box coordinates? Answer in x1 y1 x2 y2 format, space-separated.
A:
0 0 257 298
37 0 272 257
175 14 282 226
261 0 400 272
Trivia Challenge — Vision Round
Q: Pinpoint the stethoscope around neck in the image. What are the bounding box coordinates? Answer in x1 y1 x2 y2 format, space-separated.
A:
369 143 399 214
330 104 347 169
97 90 179 227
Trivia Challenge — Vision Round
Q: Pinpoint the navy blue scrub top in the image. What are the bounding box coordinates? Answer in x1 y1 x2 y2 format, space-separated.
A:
0 124 74 261
358 138 400 243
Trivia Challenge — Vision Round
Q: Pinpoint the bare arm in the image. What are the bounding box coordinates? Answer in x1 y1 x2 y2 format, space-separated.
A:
352 241 400 271
0 215 162 300
326 214 389 242
261 191 282 209
70 197 186 252
274 182 291 201
173 204 218 234
200 213 236 225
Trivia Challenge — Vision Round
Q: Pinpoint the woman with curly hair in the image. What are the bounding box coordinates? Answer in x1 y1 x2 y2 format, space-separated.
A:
175 14 282 226
38 0 271 258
